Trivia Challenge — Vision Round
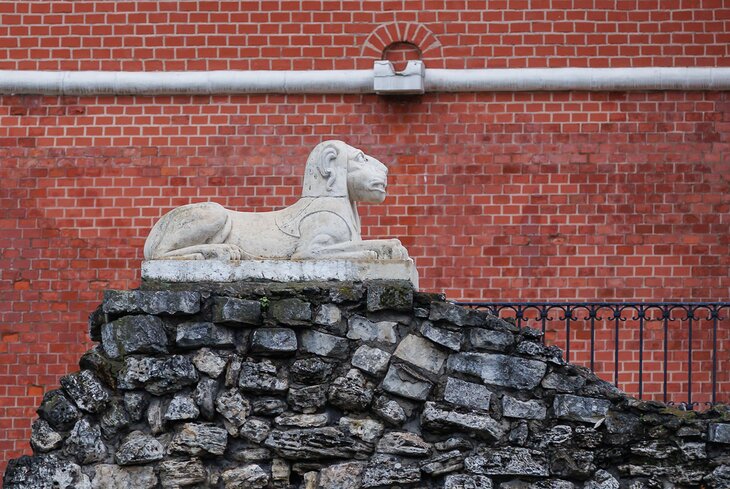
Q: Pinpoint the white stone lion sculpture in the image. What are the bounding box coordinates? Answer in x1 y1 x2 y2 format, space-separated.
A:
143 140 410 261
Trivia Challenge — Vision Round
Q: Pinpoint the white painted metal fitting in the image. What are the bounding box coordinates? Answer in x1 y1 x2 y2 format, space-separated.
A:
373 60 425 95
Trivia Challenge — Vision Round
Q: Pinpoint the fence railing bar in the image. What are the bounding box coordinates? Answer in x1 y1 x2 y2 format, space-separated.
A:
456 301 729 408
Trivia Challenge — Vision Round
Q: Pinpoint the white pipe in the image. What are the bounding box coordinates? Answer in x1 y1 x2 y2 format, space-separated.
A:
425 67 730 92
1 67 729 95
0 70 374 95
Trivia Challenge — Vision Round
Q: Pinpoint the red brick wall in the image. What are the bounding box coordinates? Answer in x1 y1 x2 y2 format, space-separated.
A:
1 0 729 475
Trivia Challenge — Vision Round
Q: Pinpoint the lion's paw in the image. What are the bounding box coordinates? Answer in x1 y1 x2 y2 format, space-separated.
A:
201 244 245 260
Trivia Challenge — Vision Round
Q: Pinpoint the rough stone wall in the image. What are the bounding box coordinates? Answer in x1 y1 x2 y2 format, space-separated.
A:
4 280 730 489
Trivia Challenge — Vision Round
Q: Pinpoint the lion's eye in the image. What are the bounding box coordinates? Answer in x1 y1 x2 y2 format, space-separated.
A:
357 153 365 162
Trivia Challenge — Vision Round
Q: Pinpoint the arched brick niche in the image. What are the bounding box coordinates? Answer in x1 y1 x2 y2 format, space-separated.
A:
360 22 443 69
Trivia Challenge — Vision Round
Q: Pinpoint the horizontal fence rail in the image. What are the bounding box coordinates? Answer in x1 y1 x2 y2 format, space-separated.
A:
456 302 730 409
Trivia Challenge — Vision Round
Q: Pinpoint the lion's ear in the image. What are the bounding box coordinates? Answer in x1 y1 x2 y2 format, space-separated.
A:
316 144 339 192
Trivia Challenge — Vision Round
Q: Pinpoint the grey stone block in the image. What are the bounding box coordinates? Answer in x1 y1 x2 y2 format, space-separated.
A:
394 334 448 374
347 315 398 344
553 394 611 423
421 402 504 441
103 290 200 315
169 423 228 456
101 315 168 359
269 298 311 325
381 363 433 401
469 328 514 352
464 447 549 476
251 328 297 354
420 321 462 351
118 355 199 395
447 352 547 390
502 395 546 420
115 431 164 466
709 423 730 444
366 281 413 312
443 377 492 411
60 370 111 414
213 296 262 325
351 345 391 376
176 321 235 348
299 329 349 358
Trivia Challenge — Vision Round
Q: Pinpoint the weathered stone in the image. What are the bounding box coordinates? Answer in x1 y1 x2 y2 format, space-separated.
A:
164 392 200 421
272 413 326 430
119 355 199 395
251 328 297 354
216 389 251 431
373 395 407 426
469 328 514 351
230 447 272 463
264 427 372 459
176 321 235 348
583 469 620 489
541 425 573 447
338 417 384 443
328 368 374 411
221 465 269 489
444 377 492 411
367 281 413 312
436 437 473 452
37 390 81 432
225 354 243 387
465 448 549 476
430 301 484 327
299 329 349 358
30 419 63 453
381 363 433 401
421 402 505 440
679 441 707 460
604 410 640 434
89 305 105 342
444 474 493 489
709 423 730 444
287 384 327 413
501 480 574 489
100 400 130 437
318 461 365 489
251 398 287 416
420 450 466 476
271 458 290 483
629 439 677 459
361 454 420 487
102 315 168 359
502 395 546 420
193 348 229 378
707 466 730 488
238 359 288 393
574 425 602 449
169 423 228 456
553 394 610 423
541 371 587 392
394 334 448 373
240 418 271 443
146 398 165 435
60 370 111 414
213 297 262 326
314 304 342 329
4 455 91 489
63 419 106 465
92 464 157 489
269 298 311 325
509 420 529 446
159 459 207 488
115 431 164 465
377 431 432 456
78 346 119 389
420 321 462 351
123 391 148 422
290 357 334 384
347 315 398 344
103 290 200 315
351 345 391 376
447 352 547 390
193 376 218 420
550 448 595 478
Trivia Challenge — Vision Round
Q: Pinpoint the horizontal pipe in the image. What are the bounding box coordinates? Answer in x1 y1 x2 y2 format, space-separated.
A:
1 67 729 95
426 67 730 92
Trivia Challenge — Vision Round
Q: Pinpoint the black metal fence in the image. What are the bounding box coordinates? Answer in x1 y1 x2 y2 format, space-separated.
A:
457 302 730 409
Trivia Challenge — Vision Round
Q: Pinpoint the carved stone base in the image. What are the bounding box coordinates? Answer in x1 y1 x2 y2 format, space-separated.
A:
141 259 419 288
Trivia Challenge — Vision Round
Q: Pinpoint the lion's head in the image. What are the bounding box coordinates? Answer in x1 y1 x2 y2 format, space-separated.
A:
302 140 389 203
